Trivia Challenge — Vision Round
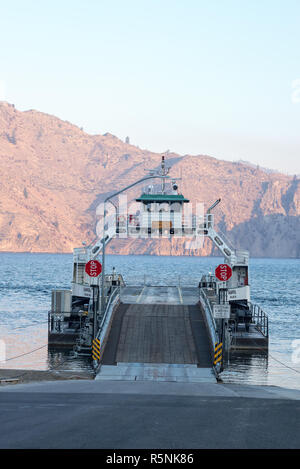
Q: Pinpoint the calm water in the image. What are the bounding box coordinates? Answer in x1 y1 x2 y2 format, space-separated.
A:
0 253 299 389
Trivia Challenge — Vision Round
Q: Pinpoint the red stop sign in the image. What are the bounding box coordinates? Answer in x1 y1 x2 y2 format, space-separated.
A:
85 260 102 277
215 264 232 282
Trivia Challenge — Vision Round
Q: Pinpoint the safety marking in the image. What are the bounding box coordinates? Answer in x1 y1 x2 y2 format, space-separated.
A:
177 286 183 304
92 338 101 361
214 342 223 366
136 286 145 303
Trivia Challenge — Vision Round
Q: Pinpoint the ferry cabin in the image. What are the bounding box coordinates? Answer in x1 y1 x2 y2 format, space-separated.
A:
133 193 190 235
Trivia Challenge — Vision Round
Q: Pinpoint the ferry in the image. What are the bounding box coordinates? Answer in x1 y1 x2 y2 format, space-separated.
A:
48 156 268 380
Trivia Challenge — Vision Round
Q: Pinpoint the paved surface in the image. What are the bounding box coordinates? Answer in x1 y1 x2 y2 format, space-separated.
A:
0 380 300 448
120 286 199 305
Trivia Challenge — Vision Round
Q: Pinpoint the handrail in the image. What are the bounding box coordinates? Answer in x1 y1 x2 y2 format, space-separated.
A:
48 311 83 333
199 289 220 356
216 228 235 251
96 286 120 339
249 302 269 338
121 276 204 287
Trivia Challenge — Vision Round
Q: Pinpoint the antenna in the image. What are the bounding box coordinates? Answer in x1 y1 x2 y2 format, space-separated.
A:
160 155 169 193
143 155 171 194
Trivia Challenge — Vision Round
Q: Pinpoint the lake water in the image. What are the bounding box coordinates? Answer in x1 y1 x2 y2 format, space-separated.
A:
0 253 299 389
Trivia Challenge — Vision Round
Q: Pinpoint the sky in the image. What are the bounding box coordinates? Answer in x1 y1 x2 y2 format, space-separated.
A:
0 0 300 174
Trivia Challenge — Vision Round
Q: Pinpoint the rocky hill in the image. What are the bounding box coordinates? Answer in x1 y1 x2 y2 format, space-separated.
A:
0 101 299 257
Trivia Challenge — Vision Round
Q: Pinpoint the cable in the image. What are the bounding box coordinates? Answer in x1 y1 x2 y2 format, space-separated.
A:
0 344 48 382
268 352 300 375
9 320 49 331
252 338 300 374
236 337 300 375
0 349 90 381
4 344 48 361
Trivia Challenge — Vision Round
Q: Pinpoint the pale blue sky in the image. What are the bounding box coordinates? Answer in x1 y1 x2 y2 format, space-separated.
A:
0 0 300 173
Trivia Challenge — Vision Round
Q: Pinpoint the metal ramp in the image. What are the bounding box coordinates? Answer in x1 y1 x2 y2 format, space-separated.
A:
120 285 200 306
96 298 216 383
95 363 215 383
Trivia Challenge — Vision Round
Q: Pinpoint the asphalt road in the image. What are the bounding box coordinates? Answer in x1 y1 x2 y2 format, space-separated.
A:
0 381 300 449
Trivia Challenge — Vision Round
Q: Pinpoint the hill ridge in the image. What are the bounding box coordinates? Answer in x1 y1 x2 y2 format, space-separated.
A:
0 102 299 257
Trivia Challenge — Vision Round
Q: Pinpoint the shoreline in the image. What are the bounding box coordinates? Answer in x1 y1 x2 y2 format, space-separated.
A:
1 368 300 399
0 251 299 260
0 368 94 385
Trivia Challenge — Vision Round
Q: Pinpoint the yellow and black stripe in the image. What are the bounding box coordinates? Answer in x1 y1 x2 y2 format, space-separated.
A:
214 342 223 366
92 338 101 362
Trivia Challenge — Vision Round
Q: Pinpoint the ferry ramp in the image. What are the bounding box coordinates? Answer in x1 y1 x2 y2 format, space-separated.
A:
96 286 216 383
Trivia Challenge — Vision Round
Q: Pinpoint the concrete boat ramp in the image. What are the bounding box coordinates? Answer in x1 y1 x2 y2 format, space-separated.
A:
0 379 300 449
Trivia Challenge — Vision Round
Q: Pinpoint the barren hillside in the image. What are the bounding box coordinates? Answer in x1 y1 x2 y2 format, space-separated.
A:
0 101 299 257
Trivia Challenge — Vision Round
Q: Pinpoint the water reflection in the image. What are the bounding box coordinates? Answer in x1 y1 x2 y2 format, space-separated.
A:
221 350 269 386
48 348 93 372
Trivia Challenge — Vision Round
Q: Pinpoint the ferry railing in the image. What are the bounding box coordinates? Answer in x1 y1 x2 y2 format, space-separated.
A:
122 275 202 288
199 289 220 371
97 285 120 334
216 228 235 251
73 247 87 262
234 250 249 266
48 311 84 334
250 303 269 338
93 286 120 370
73 285 121 354
199 289 219 341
